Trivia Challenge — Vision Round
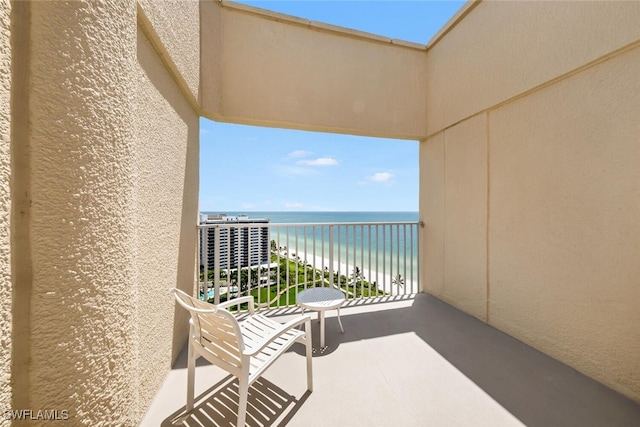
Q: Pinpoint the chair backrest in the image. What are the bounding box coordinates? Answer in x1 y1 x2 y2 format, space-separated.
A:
172 288 245 372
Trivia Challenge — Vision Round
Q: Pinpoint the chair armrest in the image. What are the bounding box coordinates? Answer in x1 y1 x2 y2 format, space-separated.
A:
217 295 255 314
242 314 312 357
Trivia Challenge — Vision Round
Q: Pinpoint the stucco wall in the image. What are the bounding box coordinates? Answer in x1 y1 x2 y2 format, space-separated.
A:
202 2 427 140
489 45 640 402
17 1 200 424
200 0 223 116
419 132 444 300
0 0 199 422
421 0 640 402
442 113 487 321
134 26 199 415
426 0 640 134
0 0 11 421
138 0 200 104
420 114 488 322
28 1 139 424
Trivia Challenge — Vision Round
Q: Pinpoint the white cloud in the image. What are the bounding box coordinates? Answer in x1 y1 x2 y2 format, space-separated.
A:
288 150 313 158
369 172 394 182
297 157 339 167
241 202 259 209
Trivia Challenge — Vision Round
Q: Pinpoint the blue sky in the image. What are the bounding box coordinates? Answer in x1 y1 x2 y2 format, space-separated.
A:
200 1 465 212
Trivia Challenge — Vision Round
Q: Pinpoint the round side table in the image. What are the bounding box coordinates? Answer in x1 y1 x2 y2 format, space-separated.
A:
296 287 345 348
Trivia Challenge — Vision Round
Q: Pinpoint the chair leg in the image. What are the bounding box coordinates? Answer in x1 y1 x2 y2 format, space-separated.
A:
186 340 196 412
305 321 313 392
237 375 249 427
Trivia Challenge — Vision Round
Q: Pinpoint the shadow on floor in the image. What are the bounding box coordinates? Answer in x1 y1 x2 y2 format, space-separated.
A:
291 294 640 427
161 375 310 427
164 294 640 427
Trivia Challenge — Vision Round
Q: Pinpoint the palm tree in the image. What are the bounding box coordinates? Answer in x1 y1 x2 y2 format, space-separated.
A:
392 274 405 288
352 266 366 282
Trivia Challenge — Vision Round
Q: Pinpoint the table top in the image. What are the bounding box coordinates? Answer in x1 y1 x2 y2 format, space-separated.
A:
297 287 345 310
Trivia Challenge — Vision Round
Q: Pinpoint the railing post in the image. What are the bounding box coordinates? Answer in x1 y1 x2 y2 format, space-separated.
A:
329 225 334 287
201 226 208 300
214 226 220 305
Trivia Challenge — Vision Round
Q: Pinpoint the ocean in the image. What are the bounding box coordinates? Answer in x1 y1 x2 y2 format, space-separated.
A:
202 211 420 290
211 211 419 224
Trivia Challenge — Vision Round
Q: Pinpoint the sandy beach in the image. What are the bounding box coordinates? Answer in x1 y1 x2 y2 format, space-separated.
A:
278 248 418 296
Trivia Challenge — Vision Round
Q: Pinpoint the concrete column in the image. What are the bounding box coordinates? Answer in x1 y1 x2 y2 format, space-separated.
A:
26 1 139 424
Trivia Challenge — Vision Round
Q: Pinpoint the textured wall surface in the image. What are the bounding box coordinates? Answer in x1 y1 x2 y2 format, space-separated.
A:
489 45 640 402
23 1 201 423
442 114 487 320
134 27 199 416
28 2 139 424
419 133 444 296
421 115 489 322
0 0 11 420
422 0 640 403
200 0 222 117
202 3 427 139
426 1 640 134
137 0 200 101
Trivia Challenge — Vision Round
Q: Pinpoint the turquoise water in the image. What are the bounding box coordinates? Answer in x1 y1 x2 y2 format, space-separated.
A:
215 211 418 224
203 211 420 286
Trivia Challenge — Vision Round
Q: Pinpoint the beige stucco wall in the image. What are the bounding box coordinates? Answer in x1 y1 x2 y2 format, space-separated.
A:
201 1 427 140
419 132 444 298
134 25 199 415
442 113 487 321
28 1 139 423
200 0 223 117
138 0 200 105
0 0 11 421
489 45 640 402
421 114 488 322
6 1 200 424
426 0 640 134
422 0 640 402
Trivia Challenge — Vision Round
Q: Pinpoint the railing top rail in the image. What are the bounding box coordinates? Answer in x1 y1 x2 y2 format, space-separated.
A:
198 221 420 229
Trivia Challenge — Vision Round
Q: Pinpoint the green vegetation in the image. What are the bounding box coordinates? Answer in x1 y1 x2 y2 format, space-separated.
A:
200 240 387 307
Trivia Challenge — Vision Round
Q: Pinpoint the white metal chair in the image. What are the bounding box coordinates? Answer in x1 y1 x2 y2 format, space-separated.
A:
172 288 313 427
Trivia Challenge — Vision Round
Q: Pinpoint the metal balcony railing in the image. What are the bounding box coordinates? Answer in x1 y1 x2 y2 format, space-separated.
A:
198 221 420 308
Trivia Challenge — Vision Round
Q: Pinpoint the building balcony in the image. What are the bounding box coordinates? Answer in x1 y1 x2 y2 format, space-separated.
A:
5 1 640 424
142 294 640 426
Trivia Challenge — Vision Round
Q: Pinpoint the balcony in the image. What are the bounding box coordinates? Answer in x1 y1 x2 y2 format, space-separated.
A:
139 220 640 426
7 1 640 424
142 294 640 426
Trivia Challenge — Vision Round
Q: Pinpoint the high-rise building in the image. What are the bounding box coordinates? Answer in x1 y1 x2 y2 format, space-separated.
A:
199 214 270 271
